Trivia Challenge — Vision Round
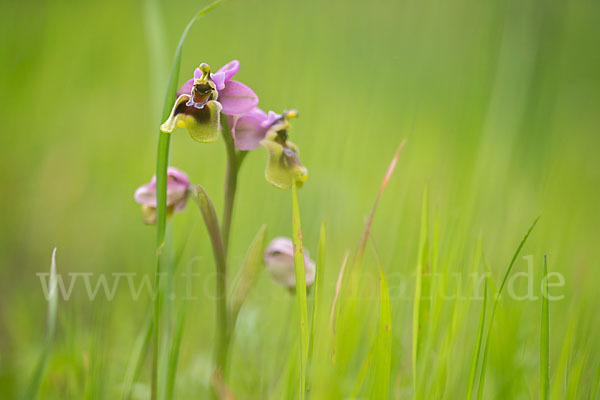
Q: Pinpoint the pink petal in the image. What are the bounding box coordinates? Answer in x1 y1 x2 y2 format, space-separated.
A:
217 60 240 81
177 78 194 97
232 108 269 150
262 111 282 128
134 182 157 207
218 80 259 116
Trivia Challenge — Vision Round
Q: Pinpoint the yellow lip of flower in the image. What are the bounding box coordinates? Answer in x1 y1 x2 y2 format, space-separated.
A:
159 63 222 142
297 173 308 182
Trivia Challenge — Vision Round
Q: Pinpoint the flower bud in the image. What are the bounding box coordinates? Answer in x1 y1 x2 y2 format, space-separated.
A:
264 237 315 291
134 167 191 224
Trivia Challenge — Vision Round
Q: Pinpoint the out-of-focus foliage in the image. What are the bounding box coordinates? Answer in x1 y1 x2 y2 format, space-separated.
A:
0 0 599 397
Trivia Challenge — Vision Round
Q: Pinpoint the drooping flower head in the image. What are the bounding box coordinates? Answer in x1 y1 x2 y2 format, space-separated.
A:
134 167 191 224
264 237 316 292
161 60 258 142
259 110 308 189
227 108 282 150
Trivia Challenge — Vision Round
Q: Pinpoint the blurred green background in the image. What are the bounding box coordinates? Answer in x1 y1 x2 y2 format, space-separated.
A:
1 0 599 398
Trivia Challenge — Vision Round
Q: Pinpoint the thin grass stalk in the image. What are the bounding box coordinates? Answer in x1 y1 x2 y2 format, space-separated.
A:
540 255 549 400
307 221 326 384
476 216 540 399
27 249 58 400
151 2 222 398
466 279 487 399
291 183 309 400
412 189 428 398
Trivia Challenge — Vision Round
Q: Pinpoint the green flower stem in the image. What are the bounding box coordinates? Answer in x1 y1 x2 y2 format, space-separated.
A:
152 130 171 400
220 115 247 253
291 184 309 400
149 2 222 399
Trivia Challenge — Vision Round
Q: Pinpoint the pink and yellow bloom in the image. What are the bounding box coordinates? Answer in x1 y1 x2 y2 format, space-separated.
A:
226 108 282 150
259 110 308 189
134 167 192 224
161 61 258 143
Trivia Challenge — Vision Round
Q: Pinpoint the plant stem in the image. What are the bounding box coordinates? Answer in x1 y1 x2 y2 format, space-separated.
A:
149 3 223 398
152 131 171 400
220 115 237 253
220 115 248 253
291 184 309 400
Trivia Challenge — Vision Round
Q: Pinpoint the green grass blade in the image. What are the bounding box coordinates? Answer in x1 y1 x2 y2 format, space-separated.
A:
329 251 350 340
165 304 186 400
291 183 309 400
230 224 268 324
355 141 406 266
121 312 153 400
590 360 600 399
540 255 549 400
370 238 392 399
550 320 574 399
412 189 429 397
307 221 326 380
350 237 392 398
466 278 487 400
477 216 540 399
27 248 58 400
151 3 222 398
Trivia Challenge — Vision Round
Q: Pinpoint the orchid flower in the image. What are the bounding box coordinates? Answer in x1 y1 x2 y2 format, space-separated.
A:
160 60 258 143
264 237 316 291
259 110 308 189
134 167 192 224
226 108 282 150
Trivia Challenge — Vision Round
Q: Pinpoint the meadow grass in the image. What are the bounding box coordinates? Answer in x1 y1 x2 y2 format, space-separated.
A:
2 0 600 398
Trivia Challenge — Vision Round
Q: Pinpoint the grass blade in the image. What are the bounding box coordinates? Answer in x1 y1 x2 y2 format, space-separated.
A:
370 237 393 399
590 360 600 399
165 304 186 400
355 140 406 265
466 278 487 399
540 255 549 400
230 224 268 324
477 216 540 399
291 183 309 400
412 189 429 397
27 248 58 400
329 251 350 339
151 2 222 398
121 312 153 400
307 221 326 379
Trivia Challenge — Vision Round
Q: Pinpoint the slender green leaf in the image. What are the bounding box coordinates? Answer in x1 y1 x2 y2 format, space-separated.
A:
370 238 392 399
307 221 326 380
194 184 229 374
355 141 406 266
412 189 429 397
230 224 268 323
121 312 153 400
477 216 540 399
466 279 487 400
27 248 58 400
291 183 309 400
540 255 549 400
550 318 574 399
166 305 186 400
590 360 600 400
151 3 222 398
